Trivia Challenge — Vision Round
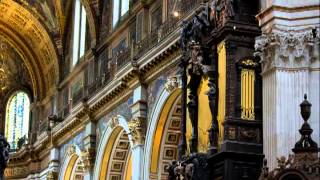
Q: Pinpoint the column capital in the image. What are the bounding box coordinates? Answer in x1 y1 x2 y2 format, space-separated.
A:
255 29 320 74
81 148 96 172
128 118 145 146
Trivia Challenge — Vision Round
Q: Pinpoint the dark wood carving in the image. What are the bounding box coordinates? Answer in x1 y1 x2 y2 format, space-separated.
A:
167 153 210 180
170 0 263 179
179 4 215 156
207 45 219 155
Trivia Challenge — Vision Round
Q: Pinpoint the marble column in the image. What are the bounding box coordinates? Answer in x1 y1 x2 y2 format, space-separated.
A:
255 0 320 169
129 85 147 180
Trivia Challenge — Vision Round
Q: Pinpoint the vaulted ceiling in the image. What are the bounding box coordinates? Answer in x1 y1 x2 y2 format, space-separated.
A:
0 0 100 102
0 0 62 101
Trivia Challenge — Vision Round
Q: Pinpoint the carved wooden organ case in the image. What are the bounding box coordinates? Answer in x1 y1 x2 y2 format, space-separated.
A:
169 0 264 180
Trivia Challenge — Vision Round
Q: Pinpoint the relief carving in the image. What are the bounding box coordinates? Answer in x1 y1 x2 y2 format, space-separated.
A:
109 116 119 129
165 76 181 93
66 144 76 156
80 148 95 172
128 118 145 146
255 29 320 73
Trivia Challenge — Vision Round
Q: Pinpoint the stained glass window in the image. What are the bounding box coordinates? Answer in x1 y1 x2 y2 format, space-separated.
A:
5 92 30 150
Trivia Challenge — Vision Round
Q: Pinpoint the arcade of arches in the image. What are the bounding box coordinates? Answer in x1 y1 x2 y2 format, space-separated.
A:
0 0 319 180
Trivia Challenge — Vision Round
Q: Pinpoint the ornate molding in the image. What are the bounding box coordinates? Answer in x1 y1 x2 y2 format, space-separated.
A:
255 29 320 73
128 118 145 146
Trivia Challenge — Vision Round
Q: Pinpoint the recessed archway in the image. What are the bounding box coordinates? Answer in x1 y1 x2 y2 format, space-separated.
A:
144 88 182 180
58 144 85 180
94 115 133 180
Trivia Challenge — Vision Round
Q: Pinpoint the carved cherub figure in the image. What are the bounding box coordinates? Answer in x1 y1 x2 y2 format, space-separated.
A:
276 156 292 170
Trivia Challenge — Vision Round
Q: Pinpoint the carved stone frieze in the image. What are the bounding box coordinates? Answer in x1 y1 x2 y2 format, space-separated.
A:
255 29 320 73
128 118 145 146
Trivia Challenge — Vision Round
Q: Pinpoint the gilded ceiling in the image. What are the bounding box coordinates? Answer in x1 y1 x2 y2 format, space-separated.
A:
0 0 61 100
0 38 32 129
0 38 31 95
0 0 99 101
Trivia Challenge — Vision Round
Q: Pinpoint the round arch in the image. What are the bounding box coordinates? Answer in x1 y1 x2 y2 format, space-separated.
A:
58 144 84 180
143 88 181 180
93 115 133 180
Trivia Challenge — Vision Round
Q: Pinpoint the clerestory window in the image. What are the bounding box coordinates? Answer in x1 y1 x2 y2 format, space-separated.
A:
112 0 129 27
72 0 87 67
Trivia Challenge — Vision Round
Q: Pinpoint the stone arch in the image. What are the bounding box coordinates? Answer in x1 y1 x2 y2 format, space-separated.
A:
93 115 133 180
143 88 182 180
58 144 84 180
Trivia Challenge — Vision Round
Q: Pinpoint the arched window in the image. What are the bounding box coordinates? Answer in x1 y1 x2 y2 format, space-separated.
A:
72 0 87 67
5 91 30 150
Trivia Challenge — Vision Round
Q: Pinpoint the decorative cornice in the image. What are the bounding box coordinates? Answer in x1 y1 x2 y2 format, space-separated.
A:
255 29 320 74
